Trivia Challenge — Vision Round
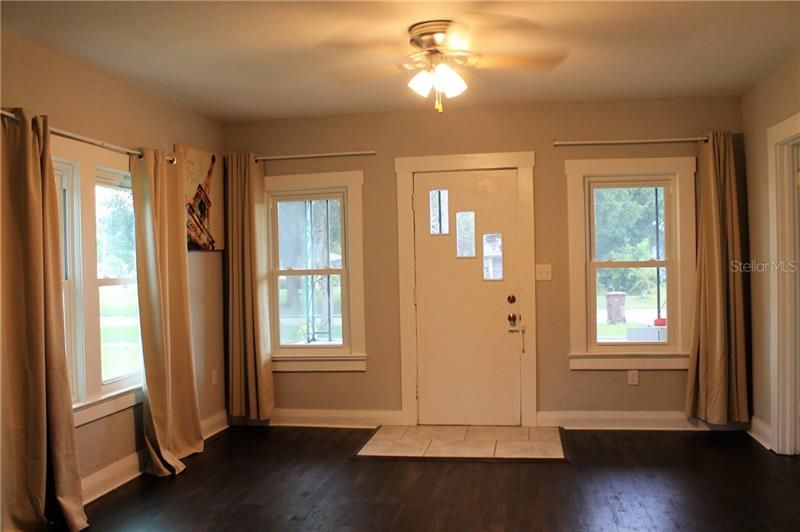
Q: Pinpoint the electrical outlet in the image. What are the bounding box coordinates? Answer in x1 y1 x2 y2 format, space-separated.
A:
211 369 218 386
627 369 639 386
535 264 552 281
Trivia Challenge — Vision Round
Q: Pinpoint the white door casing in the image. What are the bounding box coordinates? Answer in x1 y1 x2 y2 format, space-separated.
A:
767 111 800 455
396 152 536 426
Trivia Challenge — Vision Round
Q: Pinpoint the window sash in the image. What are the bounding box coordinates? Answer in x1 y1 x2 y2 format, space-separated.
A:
270 192 351 352
588 180 671 263
275 193 345 272
587 262 672 347
93 178 142 393
586 180 675 350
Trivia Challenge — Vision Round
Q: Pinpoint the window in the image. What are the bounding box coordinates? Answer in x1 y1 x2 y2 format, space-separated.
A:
276 196 344 346
482 233 503 280
590 185 667 344
429 189 449 234
267 171 366 371
95 176 143 383
566 157 696 370
52 138 143 414
455 211 475 257
55 160 82 402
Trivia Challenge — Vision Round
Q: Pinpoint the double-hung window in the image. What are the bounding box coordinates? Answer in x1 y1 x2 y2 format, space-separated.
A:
566 157 696 370
266 171 366 371
53 137 144 420
94 171 143 386
275 194 345 346
55 159 82 402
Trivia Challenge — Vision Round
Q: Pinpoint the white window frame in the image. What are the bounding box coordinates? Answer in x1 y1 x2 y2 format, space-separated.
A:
265 171 366 372
54 159 85 403
566 157 696 370
52 139 144 427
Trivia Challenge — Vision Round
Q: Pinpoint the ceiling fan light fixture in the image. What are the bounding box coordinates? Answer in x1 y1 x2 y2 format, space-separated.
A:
408 69 433 97
432 63 467 99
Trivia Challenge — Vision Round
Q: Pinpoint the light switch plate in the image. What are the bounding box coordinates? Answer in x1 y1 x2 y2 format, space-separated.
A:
627 370 639 386
535 264 552 281
211 369 219 386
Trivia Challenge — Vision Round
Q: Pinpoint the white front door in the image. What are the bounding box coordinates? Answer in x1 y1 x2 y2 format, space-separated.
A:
414 168 526 425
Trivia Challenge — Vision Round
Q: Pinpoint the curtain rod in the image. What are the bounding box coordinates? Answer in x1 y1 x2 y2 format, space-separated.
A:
255 150 376 162
1 109 177 164
553 136 710 147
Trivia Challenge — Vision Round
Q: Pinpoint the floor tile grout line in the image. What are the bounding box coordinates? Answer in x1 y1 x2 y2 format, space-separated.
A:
421 439 433 457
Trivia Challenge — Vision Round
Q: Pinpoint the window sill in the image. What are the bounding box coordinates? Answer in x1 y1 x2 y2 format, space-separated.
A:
568 352 690 370
272 353 367 372
72 385 144 427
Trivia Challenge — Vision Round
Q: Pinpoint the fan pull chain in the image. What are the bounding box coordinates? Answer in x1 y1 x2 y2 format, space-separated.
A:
435 89 443 112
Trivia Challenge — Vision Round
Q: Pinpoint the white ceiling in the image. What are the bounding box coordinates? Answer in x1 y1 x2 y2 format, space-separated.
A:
2 2 799 122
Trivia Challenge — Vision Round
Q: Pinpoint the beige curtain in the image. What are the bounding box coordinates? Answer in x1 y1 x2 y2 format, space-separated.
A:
1 110 88 530
686 131 749 424
131 149 204 476
225 153 274 420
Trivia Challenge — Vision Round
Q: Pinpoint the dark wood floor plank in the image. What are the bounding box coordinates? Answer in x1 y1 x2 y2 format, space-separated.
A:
84 427 800 531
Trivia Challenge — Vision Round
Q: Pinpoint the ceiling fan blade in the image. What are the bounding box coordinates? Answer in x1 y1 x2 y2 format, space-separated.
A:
317 32 408 57
477 49 568 72
460 11 543 46
454 11 543 53
324 63 407 86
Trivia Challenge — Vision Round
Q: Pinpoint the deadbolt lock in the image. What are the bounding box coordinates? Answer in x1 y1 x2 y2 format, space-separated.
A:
507 294 517 304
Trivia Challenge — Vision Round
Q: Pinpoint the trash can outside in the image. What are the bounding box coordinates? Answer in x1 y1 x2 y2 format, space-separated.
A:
606 291 626 324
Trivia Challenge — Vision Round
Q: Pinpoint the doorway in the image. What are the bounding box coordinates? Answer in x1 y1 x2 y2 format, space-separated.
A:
767 111 800 455
395 152 537 426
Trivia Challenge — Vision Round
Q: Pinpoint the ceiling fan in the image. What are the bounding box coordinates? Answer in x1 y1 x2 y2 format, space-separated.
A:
320 12 568 112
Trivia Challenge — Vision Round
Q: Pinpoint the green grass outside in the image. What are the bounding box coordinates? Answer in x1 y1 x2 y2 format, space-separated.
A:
279 285 342 314
100 324 141 342
596 322 648 339
99 285 140 316
596 293 662 310
280 323 343 345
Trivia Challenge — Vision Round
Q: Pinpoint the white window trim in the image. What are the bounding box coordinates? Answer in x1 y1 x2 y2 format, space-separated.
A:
566 157 696 370
265 171 366 372
72 385 143 427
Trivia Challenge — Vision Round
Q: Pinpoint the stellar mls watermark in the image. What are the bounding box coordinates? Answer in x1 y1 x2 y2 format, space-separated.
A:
730 260 799 273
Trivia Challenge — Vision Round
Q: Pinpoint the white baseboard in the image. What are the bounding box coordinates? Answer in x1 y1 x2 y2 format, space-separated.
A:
748 415 772 450
270 408 403 429
201 410 229 439
82 411 230 504
82 450 146 504
537 410 711 430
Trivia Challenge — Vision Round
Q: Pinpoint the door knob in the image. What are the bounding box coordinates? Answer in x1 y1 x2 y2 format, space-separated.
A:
507 313 518 325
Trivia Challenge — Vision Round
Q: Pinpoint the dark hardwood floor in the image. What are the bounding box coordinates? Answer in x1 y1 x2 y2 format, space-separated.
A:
86 427 800 531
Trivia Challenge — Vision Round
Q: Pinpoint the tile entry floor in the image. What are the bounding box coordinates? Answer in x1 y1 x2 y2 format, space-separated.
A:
356 425 565 460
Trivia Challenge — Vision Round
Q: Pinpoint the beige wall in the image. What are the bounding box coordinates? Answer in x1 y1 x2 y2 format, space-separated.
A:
225 95 743 413
4 25 791 479
741 50 800 427
1 31 227 478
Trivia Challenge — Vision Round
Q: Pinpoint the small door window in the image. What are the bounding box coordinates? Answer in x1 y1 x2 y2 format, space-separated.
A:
483 233 503 280
429 189 449 234
455 211 476 257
